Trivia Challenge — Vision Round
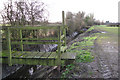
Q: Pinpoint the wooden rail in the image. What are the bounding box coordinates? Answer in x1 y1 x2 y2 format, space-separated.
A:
6 25 66 66
1 11 76 66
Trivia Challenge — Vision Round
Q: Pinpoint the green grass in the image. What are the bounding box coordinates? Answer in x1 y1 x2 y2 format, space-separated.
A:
94 25 118 34
94 25 119 46
86 27 94 32
66 26 97 63
61 25 119 78
61 26 98 78
95 25 107 27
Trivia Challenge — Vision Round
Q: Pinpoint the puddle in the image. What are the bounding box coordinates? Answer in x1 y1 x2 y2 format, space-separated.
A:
107 42 110 43
101 32 106 33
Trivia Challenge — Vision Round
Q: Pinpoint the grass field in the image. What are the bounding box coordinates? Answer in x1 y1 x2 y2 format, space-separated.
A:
94 25 118 41
94 25 119 51
94 25 118 34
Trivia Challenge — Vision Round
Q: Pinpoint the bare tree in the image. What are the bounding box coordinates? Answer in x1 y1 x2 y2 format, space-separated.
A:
66 12 74 35
66 11 96 35
85 14 94 26
66 11 86 35
28 1 47 26
74 11 86 32
1 0 48 26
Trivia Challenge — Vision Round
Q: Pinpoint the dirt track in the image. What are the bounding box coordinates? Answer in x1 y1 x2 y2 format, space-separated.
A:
94 35 118 78
90 27 118 78
68 26 118 79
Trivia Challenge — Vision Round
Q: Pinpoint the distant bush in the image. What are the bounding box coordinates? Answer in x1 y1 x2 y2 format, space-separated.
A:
66 11 100 35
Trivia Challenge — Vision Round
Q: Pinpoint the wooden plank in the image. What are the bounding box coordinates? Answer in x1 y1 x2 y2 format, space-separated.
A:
19 29 23 51
62 11 65 26
11 41 58 45
13 52 26 58
45 52 56 65
25 51 39 58
46 52 53 58
22 51 36 58
33 52 45 58
48 52 57 59
63 26 66 46
37 52 52 65
4 29 8 50
12 51 21 57
8 27 12 66
61 52 76 60
32 52 41 58
10 58 57 66
40 52 52 59
46 52 55 65
38 58 47 65
2 55 74 66
62 11 67 46
20 51 34 58
24 52 39 65
12 51 32 57
57 26 61 65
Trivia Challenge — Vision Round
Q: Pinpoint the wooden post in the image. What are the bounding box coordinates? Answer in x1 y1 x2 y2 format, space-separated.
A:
5 27 8 49
20 29 23 52
7 27 12 66
57 26 61 65
62 11 66 46
62 11 65 26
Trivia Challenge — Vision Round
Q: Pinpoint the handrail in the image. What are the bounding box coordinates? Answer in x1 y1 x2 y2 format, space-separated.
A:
57 26 61 65
7 27 12 66
9 26 58 30
8 26 62 43
6 25 66 66
10 37 58 41
5 11 67 66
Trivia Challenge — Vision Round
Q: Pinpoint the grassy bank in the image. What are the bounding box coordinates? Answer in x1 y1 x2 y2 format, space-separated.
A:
61 25 119 78
94 25 118 43
61 26 99 78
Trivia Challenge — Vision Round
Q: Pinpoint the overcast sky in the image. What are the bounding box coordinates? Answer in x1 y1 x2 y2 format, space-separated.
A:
0 0 119 23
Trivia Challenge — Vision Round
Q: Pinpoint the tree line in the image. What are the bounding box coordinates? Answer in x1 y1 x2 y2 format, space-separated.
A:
0 0 102 37
65 11 101 35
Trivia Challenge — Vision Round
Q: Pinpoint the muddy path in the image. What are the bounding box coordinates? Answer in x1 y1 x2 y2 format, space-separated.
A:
94 36 118 78
92 26 118 78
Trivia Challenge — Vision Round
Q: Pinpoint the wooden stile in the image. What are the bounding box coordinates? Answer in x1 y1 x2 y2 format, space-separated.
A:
1 11 76 66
